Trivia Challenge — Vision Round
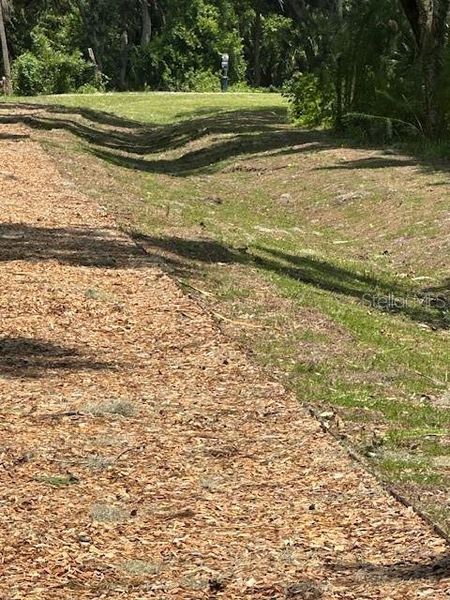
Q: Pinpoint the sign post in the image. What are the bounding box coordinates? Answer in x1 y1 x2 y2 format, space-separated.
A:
220 53 229 92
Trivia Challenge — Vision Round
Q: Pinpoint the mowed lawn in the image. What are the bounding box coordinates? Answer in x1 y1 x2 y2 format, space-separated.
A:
12 91 287 124
5 91 449 534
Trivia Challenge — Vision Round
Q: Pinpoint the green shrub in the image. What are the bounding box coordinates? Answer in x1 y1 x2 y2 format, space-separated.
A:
12 28 100 95
50 51 94 94
260 14 299 88
341 112 421 142
12 53 43 96
77 71 109 94
13 50 99 96
188 69 220 92
229 81 252 92
77 82 104 94
283 72 334 127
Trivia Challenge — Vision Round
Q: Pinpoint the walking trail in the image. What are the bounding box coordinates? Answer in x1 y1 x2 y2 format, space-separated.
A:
0 124 448 599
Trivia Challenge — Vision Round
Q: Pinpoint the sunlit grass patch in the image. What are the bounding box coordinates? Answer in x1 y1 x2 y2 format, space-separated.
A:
84 399 136 418
91 503 129 523
120 560 161 576
37 474 79 487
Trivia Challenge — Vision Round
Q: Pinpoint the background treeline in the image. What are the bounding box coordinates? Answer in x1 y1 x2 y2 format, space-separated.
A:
2 1 450 136
5 0 299 94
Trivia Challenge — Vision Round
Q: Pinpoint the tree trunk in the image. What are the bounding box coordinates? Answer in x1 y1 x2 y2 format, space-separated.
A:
285 0 307 24
92 32 103 73
422 43 440 136
252 11 262 87
0 3 12 95
141 0 152 47
423 0 450 136
334 0 344 128
399 0 450 137
119 30 129 90
335 57 343 128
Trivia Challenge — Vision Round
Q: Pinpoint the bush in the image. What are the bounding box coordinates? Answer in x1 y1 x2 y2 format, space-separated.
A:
341 112 421 142
77 76 108 94
12 53 43 96
12 29 100 95
50 51 94 94
187 69 220 92
228 81 252 92
13 50 99 95
283 72 334 127
260 14 299 88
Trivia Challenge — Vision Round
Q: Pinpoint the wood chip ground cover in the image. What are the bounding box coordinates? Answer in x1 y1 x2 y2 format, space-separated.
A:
0 124 448 598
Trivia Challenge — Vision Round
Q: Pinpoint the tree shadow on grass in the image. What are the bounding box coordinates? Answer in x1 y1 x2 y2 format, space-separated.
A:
0 101 449 178
316 156 420 170
89 128 327 175
0 102 291 153
0 336 111 379
132 234 450 330
0 102 329 175
425 278 450 299
0 102 143 129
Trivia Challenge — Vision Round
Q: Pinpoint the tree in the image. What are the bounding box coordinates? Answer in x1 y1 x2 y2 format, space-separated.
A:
399 0 450 136
0 0 12 94
140 0 154 47
4 0 449 136
240 0 279 88
252 3 262 86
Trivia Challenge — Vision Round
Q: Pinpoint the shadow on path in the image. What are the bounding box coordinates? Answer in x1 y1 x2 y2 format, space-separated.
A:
0 131 30 141
0 223 145 268
329 554 450 582
0 336 111 379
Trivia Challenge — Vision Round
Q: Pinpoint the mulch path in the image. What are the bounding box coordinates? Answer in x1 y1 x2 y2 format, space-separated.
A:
0 123 448 599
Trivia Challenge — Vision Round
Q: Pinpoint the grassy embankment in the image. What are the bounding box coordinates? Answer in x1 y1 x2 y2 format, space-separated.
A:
3 91 449 534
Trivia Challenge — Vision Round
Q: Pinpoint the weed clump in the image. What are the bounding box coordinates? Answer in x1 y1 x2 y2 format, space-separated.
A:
91 503 129 523
84 399 136 417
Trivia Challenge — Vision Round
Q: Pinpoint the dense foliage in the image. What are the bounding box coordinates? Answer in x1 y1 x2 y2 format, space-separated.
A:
281 0 450 136
1 0 450 136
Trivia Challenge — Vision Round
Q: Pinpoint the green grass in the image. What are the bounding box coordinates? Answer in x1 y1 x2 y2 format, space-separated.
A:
37 474 80 487
9 91 449 534
5 91 286 124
